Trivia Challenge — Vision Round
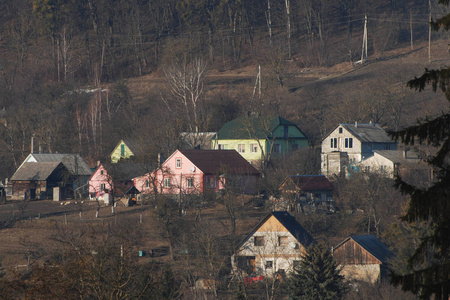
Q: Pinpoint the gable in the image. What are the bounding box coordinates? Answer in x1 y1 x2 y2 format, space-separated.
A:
20 153 92 176
333 235 395 265
257 215 289 232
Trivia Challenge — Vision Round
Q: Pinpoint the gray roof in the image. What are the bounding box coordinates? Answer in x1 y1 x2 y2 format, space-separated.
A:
372 150 426 166
340 123 395 143
336 235 395 264
27 154 92 176
10 162 63 181
103 163 149 180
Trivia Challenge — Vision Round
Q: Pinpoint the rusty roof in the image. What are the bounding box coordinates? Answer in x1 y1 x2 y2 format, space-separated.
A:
179 149 260 175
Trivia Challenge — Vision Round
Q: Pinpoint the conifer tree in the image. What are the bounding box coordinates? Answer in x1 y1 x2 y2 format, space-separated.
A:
389 2 450 299
288 243 346 300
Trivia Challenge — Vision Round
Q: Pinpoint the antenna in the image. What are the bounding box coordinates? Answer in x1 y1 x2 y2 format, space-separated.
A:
361 15 368 63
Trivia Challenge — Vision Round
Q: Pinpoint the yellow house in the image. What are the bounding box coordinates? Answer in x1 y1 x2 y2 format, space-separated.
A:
212 116 308 165
110 139 139 163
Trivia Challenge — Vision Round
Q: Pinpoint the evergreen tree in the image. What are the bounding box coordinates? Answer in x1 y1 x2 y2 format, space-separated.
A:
389 1 450 299
288 243 346 300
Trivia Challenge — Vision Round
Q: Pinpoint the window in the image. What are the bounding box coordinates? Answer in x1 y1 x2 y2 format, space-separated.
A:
254 236 265 246
278 236 288 246
145 180 150 188
291 144 300 150
187 178 194 188
273 144 281 153
164 178 171 188
330 138 337 148
100 170 104 175
345 138 353 148
208 177 216 188
339 127 343 133
364 166 370 172
265 260 273 269
250 144 258 153
121 144 125 156
176 158 181 168
100 183 105 191
218 144 226 150
238 144 245 153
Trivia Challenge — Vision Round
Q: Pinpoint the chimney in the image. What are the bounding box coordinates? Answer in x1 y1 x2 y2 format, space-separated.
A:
158 153 165 167
31 134 35 153
97 160 101 166
355 121 358 128
403 149 408 158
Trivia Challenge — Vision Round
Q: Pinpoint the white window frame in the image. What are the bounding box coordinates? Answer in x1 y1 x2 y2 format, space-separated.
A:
250 143 258 153
187 178 194 188
145 180 150 188
331 138 338 149
176 158 182 168
238 144 245 153
345 138 353 148
218 144 226 150
100 183 105 191
164 178 171 188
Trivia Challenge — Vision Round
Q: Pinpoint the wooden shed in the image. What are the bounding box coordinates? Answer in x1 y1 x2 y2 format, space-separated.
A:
9 162 72 200
333 235 395 283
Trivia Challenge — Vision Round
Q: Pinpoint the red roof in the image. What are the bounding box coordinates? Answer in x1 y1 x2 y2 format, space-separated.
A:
179 149 260 175
285 175 333 191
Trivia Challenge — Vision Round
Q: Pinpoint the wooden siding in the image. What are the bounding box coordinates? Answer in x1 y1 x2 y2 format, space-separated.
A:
333 239 381 265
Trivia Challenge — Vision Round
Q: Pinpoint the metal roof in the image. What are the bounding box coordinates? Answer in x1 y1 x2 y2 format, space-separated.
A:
101 163 149 180
271 211 314 247
179 149 260 175
335 235 395 264
10 162 64 181
340 123 395 143
215 116 307 140
236 211 314 251
27 153 92 176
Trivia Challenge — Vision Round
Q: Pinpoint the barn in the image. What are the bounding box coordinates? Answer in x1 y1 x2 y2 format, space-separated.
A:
333 235 395 283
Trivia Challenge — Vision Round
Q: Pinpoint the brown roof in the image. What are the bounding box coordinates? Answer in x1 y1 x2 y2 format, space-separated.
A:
179 149 260 175
10 162 64 181
282 175 333 191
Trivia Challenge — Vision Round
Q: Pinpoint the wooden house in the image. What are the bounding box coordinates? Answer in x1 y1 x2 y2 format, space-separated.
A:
333 235 395 283
232 211 314 277
321 123 397 177
11 153 92 199
211 116 308 165
133 149 260 195
9 162 72 200
89 162 148 200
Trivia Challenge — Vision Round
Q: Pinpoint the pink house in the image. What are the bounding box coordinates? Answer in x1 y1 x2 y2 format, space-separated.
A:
89 163 148 197
133 149 260 195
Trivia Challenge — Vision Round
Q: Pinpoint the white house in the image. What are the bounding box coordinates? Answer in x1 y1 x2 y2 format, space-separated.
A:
232 211 314 277
355 150 432 182
321 123 397 177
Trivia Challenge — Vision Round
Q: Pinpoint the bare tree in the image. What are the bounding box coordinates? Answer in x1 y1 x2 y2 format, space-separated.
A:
162 57 207 133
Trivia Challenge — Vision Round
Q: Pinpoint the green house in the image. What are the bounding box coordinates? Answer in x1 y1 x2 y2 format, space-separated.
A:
211 116 309 164
110 139 139 163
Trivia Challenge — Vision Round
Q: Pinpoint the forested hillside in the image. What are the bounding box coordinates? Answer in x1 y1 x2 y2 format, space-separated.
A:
0 0 448 179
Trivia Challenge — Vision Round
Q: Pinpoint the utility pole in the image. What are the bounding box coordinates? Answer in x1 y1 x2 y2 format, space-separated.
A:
361 15 368 63
410 10 414 50
428 0 432 62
